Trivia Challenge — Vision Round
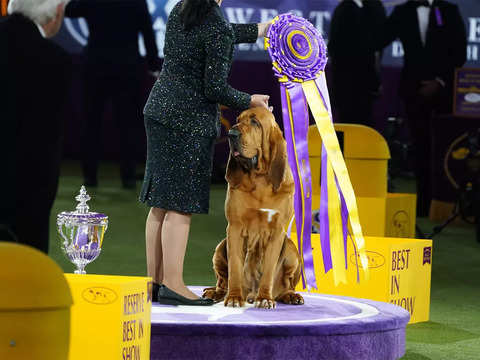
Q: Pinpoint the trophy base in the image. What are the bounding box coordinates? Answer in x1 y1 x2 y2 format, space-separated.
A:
74 269 87 275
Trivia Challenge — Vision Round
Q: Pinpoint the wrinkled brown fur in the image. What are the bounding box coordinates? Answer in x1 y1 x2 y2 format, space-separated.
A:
203 107 304 309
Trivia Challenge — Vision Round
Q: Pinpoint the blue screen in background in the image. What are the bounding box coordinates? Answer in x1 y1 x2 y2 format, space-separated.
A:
55 0 480 67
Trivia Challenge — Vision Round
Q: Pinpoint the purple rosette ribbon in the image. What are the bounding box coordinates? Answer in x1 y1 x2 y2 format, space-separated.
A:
266 13 360 290
267 14 327 83
266 14 330 290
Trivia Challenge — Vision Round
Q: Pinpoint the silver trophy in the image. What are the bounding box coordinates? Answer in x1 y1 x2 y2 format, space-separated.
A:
57 186 108 274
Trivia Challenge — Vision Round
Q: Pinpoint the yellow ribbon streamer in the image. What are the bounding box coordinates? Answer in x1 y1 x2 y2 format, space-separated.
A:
327 160 347 285
302 79 369 278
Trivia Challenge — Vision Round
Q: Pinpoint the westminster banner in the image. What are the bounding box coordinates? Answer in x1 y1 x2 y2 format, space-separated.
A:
54 0 480 67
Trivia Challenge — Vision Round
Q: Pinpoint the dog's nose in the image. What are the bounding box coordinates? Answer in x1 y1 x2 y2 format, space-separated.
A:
228 128 241 140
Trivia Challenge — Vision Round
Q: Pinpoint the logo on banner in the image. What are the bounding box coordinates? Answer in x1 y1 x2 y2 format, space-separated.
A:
392 210 410 238
82 286 118 305
423 246 432 266
350 251 385 269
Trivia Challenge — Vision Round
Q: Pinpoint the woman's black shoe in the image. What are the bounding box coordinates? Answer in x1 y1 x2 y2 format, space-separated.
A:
152 282 161 303
158 285 214 306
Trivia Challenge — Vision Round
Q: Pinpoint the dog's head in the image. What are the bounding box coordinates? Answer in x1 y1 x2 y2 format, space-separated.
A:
226 107 287 192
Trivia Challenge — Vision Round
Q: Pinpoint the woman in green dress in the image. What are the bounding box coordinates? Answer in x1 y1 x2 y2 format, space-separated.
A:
140 0 271 305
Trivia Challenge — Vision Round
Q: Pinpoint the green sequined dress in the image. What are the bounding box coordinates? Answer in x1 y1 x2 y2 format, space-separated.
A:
140 1 258 214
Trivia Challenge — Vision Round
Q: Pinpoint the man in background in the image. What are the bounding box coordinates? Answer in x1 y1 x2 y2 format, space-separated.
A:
65 0 161 189
0 0 72 252
328 0 387 127
378 0 467 217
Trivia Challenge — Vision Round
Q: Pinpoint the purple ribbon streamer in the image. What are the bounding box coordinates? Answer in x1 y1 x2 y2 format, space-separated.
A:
280 82 317 290
315 76 351 274
337 178 349 270
280 83 306 289
350 226 361 283
320 145 333 273
288 83 316 290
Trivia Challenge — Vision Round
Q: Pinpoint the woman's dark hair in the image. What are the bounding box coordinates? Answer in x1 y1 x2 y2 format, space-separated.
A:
179 0 218 31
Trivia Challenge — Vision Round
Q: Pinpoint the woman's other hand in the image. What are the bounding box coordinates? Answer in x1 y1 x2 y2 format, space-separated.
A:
250 94 270 109
258 22 272 38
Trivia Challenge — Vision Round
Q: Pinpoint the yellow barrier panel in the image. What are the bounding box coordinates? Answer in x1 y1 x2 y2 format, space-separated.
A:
292 234 432 323
308 123 390 197
293 193 416 239
0 243 72 360
65 274 152 360
307 124 417 238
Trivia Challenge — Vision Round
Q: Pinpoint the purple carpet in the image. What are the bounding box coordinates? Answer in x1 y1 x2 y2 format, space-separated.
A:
150 286 409 360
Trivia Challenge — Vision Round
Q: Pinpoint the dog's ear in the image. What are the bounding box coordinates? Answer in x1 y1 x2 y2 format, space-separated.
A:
225 154 243 189
260 117 271 167
267 125 287 192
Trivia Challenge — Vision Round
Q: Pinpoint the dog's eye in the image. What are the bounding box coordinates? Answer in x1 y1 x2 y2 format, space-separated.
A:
250 118 259 127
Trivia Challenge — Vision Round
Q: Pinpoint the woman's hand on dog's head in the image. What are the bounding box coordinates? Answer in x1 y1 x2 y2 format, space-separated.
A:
250 94 270 109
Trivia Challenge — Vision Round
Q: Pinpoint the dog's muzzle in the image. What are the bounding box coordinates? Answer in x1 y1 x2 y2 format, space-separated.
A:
228 128 257 169
228 128 241 156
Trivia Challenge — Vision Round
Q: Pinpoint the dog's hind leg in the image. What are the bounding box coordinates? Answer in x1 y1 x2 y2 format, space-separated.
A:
203 239 229 302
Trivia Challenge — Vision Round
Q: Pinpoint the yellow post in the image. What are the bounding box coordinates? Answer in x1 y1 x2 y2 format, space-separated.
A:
0 243 73 360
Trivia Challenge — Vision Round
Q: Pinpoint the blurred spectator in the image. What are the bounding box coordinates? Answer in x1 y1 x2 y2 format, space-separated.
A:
328 0 387 127
65 0 161 189
0 0 72 252
378 0 467 216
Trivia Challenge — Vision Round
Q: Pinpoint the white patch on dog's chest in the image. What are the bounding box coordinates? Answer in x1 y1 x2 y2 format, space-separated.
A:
259 208 279 223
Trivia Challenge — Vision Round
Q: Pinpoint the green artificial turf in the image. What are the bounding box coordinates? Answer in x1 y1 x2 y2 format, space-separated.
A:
48 161 480 360
49 161 226 284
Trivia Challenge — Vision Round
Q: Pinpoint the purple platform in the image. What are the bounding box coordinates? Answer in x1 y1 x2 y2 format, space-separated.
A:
150 286 410 360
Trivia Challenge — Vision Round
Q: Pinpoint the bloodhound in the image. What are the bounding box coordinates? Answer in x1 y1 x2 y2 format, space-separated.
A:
203 107 304 309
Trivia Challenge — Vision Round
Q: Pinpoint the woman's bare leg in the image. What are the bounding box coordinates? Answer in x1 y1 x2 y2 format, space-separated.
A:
161 210 199 299
145 207 166 284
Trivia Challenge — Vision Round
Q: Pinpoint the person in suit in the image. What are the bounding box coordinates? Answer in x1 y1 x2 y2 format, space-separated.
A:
328 0 387 127
378 0 467 217
140 0 271 305
0 0 72 252
65 0 161 189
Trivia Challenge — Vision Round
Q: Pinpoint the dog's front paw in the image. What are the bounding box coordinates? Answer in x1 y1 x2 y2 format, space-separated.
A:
254 296 276 309
202 287 226 302
277 292 304 305
224 293 244 307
